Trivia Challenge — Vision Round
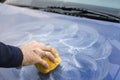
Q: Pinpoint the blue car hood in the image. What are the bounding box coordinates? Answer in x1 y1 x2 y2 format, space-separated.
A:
0 3 120 80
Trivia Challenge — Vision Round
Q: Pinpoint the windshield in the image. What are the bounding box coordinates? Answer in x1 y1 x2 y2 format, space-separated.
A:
62 0 120 9
5 0 120 16
5 0 120 9
5 0 120 18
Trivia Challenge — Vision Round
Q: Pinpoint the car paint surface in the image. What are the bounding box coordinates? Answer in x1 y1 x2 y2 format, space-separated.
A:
0 3 120 80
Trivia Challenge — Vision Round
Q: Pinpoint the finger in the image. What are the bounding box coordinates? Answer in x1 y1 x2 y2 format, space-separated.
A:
32 41 53 51
33 48 45 58
36 57 49 68
42 46 58 58
42 46 52 51
45 52 56 62
31 41 53 53
51 48 59 57
31 41 46 49
46 46 53 51
37 43 52 51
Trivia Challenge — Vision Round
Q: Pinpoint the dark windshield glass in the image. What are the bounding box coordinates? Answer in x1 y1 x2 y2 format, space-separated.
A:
5 0 120 9
5 0 120 17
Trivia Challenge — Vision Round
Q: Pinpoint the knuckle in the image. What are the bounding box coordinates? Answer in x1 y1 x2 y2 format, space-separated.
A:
47 52 51 57
47 46 52 49
31 40 36 43
49 53 54 58
39 43 45 46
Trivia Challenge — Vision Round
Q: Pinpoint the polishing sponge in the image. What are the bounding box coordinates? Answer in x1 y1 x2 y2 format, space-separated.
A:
35 48 61 73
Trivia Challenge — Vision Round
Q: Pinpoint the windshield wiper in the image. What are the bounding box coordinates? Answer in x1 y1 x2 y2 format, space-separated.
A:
11 4 120 23
43 6 120 23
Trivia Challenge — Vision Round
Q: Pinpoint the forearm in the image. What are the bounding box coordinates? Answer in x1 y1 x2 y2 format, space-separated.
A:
0 42 23 68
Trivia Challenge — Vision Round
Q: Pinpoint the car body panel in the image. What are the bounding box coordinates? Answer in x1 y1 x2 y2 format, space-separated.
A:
0 3 120 80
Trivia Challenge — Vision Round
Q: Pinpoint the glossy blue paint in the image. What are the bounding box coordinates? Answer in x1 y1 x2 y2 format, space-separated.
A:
0 3 120 80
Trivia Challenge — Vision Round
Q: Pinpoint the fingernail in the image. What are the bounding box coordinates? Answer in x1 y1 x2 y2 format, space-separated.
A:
53 58 56 63
46 64 49 68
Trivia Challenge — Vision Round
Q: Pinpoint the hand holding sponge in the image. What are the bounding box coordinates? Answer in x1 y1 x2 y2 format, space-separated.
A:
35 48 61 73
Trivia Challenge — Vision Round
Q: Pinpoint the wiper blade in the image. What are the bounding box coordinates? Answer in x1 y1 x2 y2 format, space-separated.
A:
11 4 120 23
44 6 120 23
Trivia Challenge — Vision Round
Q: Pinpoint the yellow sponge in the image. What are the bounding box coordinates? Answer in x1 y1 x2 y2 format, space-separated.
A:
35 48 61 74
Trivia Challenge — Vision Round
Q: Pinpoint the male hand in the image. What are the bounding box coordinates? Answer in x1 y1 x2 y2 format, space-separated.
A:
19 40 56 68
